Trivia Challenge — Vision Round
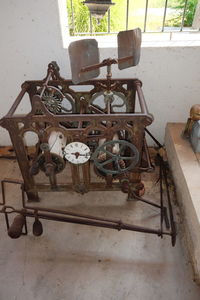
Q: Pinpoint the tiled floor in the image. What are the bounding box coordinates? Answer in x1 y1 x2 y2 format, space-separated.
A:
0 159 200 300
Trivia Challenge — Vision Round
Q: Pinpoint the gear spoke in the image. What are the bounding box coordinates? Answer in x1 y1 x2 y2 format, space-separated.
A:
99 158 113 166
93 140 139 175
120 156 135 160
103 149 115 157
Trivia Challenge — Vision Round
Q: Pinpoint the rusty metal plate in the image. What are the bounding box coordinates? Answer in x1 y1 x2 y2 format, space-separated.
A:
117 28 141 70
69 39 100 84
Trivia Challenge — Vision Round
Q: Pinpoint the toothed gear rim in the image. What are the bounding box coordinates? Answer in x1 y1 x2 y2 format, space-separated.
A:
42 91 62 114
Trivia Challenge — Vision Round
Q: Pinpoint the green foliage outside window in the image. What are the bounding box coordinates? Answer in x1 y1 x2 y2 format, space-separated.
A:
67 0 199 35
67 0 113 35
165 0 198 27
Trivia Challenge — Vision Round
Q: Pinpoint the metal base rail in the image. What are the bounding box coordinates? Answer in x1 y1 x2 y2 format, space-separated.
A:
0 152 176 246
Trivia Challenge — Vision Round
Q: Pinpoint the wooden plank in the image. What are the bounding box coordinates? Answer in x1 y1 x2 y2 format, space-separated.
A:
0 146 16 158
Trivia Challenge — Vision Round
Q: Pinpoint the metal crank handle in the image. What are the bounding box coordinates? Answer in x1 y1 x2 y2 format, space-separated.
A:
8 214 25 239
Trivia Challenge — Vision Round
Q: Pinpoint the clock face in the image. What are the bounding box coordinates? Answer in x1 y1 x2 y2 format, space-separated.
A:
64 142 91 164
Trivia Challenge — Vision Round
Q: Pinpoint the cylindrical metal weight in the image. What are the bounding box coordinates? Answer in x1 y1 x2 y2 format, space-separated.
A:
8 214 25 239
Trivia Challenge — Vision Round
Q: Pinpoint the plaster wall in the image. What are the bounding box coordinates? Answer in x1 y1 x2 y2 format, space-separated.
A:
0 0 200 145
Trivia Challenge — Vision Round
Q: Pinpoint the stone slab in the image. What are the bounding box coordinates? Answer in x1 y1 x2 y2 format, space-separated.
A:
165 122 200 283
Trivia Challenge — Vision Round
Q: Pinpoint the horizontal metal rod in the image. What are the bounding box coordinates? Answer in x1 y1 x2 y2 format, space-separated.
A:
3 113 153 124
81 56 133 73
23 210 171 236
74 29 199 35
22 204 125 225
27 179 144 193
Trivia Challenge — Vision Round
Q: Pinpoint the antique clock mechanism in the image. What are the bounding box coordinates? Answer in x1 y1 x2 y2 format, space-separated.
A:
0 28 176 246
64 142 91 164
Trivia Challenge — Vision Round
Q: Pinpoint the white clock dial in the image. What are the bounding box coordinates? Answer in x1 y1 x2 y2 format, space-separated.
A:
64 142 90 164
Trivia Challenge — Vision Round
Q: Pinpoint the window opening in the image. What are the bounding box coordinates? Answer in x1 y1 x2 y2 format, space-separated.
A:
66 0 200 36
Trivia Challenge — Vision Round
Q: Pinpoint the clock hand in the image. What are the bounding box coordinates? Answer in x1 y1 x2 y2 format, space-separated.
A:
71 152 90 157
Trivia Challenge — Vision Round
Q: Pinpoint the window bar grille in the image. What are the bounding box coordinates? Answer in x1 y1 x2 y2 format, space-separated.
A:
180 0 188 31
70 0 75 35
162 0 168 32
126 0 129 30
90 13 93 35
69 0 198 36
144 0 149 32
108 8 111 33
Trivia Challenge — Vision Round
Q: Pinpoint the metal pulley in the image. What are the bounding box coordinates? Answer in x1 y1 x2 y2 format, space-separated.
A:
30 131 67 176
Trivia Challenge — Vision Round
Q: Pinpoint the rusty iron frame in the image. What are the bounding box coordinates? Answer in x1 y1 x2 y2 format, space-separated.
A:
0 62 176 245
0 153 176 245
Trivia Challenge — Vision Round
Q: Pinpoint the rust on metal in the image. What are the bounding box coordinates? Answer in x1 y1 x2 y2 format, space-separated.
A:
0 34 176 245
118 28 141 70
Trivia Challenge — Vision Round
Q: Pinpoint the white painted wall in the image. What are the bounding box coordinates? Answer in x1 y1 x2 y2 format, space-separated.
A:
1 0 200 145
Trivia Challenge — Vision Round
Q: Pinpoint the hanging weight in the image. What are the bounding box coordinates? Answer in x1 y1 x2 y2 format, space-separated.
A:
8 214 25 239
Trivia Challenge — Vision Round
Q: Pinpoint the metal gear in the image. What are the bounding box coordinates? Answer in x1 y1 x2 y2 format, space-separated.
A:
93 140 139 175
42 90 62 114
94 152 127 179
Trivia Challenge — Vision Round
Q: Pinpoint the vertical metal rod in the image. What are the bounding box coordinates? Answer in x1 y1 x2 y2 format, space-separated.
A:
4 212 10 231
82 162 90 187
126 0 129 30
108 8 111 33
160 158 163 236
162 160 176 246
1 181 5 205
70 164 80 186
180 0 188 31
9 128 39 201
143 138 153 170
21 183 26 208
23 217 28 235
49 174 57 190
89 13 92 34
70 0 75 35
144 0 149 32
162 0 168 32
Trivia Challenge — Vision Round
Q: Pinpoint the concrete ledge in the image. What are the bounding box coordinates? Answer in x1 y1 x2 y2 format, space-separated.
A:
165 123 200 283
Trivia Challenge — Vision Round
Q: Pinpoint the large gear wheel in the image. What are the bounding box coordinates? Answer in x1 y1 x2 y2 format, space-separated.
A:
94 153 127 179
92 140 139 176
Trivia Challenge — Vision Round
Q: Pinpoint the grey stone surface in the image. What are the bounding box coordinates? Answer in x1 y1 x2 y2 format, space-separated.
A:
165 122 200 285
0 158 200 300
